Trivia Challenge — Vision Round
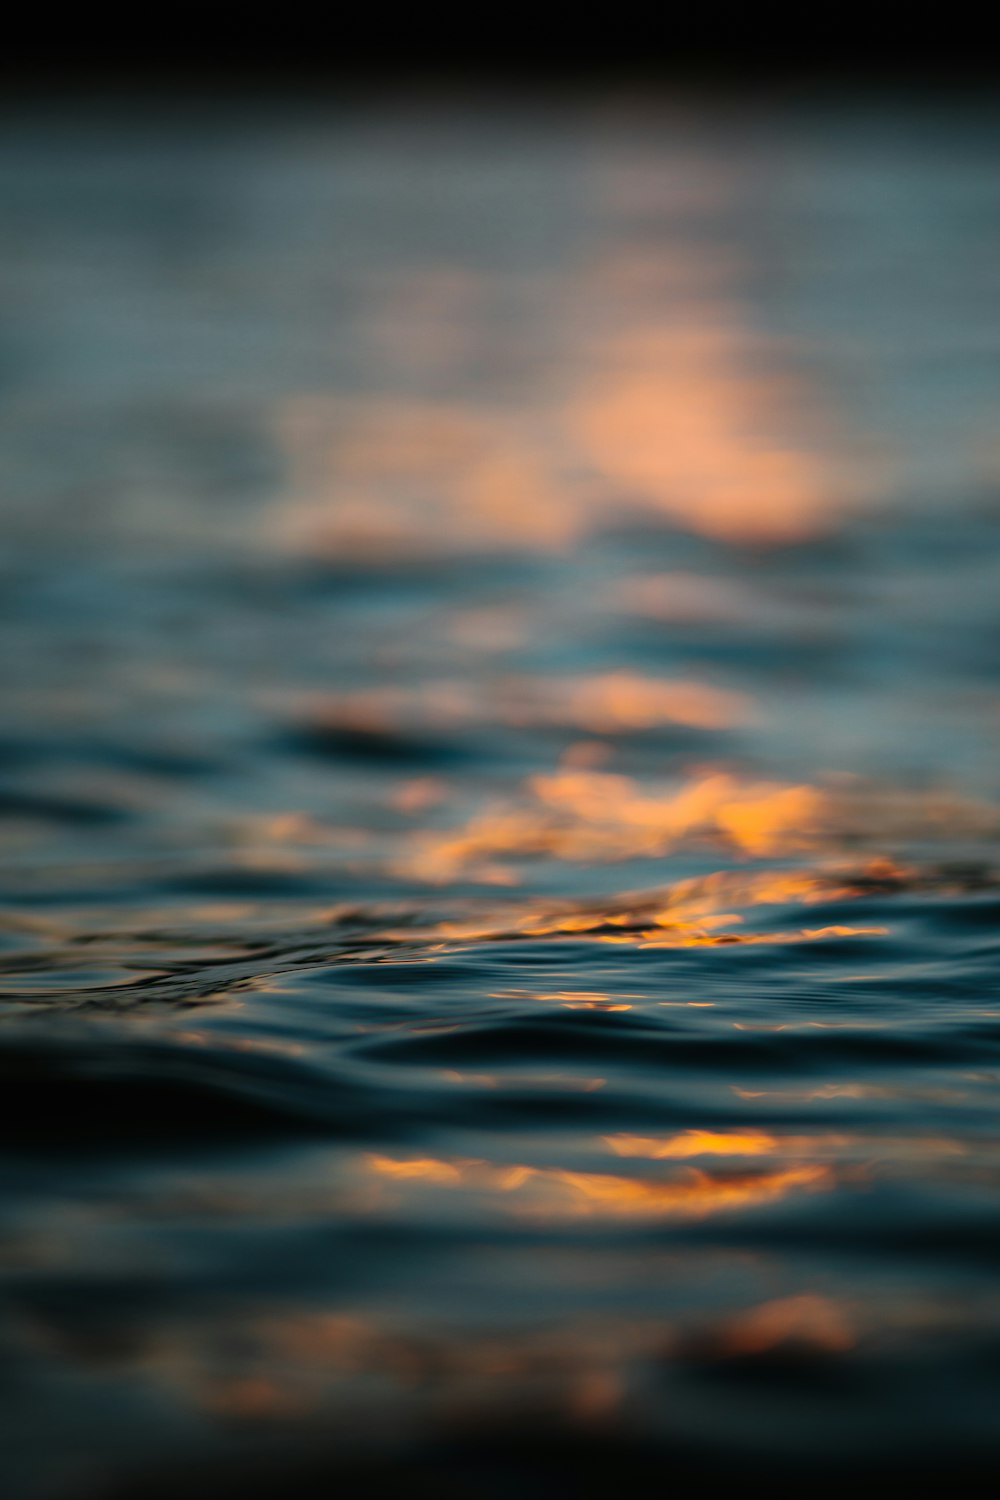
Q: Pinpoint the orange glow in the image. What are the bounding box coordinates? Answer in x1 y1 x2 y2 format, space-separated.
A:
633 922 888 951
604 1128 963 1162
605 1130 779 1158
506 769 826 858
529 672 752 732
393 856 906 964
393 769 1000 888
511 1164 832 1220
396 769 831 882
529 991 634 1011
714 1295 855 1356
567 323 869 545
652 867 872 917
270 250 881 562
365 1156 464 1184
804 925 875 938
364 1153 833 1221
712 784 825 856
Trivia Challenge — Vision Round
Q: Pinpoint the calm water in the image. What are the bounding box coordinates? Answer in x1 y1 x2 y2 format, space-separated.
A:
2 91 1000 1494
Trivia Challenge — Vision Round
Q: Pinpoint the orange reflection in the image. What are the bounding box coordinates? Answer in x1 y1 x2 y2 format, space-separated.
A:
365 1156 465 1184
364 1153 833 1221
514 990 635 1011
396 769 830 883
605 1129 964 1162
567 321 871 545
625 922 886 952
606 1130 778 1158
474 866 870 944
400 857 905 961
395 768 1000 887
517 768 826 858
524 774 827 858
519 673 752 732
271 238 879 559
524 1165 831 1220
713 1294 855 1355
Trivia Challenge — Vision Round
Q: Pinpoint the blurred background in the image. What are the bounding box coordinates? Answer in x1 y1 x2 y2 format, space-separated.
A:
2 41 1000 1497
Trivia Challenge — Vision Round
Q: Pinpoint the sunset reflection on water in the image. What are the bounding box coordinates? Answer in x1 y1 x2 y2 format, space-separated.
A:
273 249 875 559
2 86 1000 1496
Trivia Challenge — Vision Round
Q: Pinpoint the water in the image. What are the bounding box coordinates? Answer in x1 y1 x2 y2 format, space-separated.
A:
2 89 1000 1494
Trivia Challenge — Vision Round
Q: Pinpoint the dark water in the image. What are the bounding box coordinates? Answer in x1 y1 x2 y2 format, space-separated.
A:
2 91 1000 1494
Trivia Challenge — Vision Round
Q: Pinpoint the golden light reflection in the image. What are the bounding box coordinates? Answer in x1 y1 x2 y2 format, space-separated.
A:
400 859 905 959
605 1129 965 1162
527 771 826 860
521 1165 831 1220
567 322 864 545
394 767 1000 887
712 1294 855 1355
363 1153 833 1221
364 1155 466 1184
626 922 887 952
395 770 831 883
529 673 752 733
606 1129 779 1158
271 279 878 557
510 990 636 1011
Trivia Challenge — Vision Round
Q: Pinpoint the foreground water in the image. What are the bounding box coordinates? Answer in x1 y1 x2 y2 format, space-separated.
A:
2 90 1000 1493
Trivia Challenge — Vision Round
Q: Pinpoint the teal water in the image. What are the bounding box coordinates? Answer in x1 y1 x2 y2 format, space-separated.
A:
2 91 1000 1494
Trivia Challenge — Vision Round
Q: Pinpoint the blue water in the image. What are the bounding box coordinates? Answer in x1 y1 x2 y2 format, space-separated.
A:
2 91 1000 1494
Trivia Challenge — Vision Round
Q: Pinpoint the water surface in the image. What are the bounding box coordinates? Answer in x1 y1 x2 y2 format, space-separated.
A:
2 90 1000 1494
